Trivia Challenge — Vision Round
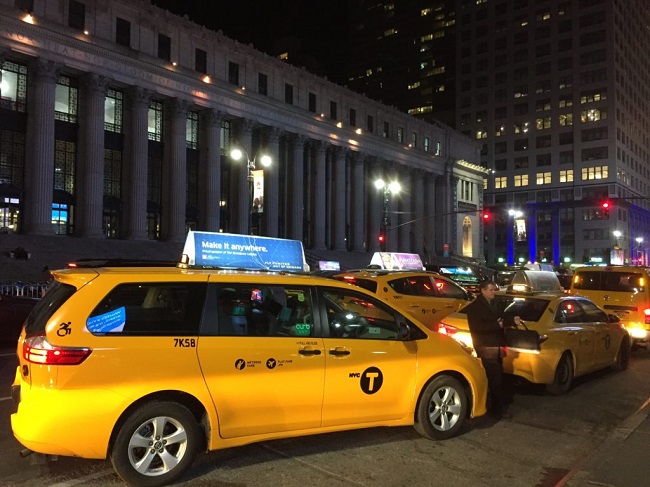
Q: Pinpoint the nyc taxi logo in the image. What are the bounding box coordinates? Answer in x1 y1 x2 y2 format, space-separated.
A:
349 366 383 394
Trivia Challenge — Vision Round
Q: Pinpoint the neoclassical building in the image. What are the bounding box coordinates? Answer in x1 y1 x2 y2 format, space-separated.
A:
0 0 487 265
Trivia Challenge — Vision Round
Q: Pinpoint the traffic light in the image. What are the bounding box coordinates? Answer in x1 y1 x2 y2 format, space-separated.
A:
601 200 610 218
378 232 386 251
482 211 490 221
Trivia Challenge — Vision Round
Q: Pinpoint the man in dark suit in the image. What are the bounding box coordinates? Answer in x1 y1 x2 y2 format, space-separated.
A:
465 280 520 418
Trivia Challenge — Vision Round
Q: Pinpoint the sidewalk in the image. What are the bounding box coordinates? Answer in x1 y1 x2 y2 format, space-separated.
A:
559 398 650 486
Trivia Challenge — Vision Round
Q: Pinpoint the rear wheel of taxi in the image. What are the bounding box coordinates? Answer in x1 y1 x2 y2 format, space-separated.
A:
414 376 468 440
612 336 631 371
546 352 574 395
111 401 202 487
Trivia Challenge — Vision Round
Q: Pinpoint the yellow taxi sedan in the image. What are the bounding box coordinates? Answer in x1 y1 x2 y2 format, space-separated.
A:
331 269 473 330
438 290 631 394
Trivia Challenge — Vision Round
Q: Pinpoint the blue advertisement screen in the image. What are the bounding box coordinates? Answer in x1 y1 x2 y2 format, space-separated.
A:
191 232 305 272
86 307 126 333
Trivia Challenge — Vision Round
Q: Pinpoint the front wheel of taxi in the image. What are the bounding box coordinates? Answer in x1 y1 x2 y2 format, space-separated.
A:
110 401 202 487
414 376 468 440
612 336 631 371
546 352 574 395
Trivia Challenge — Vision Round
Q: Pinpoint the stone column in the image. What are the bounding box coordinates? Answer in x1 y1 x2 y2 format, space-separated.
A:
201 109 225 232
78 73 108 239
424 173 437 259
332 145 347 251
125 86 152 240
164 98 189 243
289 134 307 241
312 140 327 250
368 163 383 252
264 127 282 237
351 153 367 252
25 58 59 235
398 169 412 253
233 119 256 235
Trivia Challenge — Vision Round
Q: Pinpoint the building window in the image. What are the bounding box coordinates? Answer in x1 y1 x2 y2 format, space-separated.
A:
115 17 131 47
536 135 552 148
104 88 123 133
0 129 25 194
535 117 551 130
186 111 198 150
54 139 76 231
258 73 268 96
514 157 528 169
0 60 28 112
559 170 574 182
581 165 608 180
536 154 551 166
397 127 404 143
559 151 573 164
329 101 337 120
148 100 163 142
559 113 573 126
228 62 239 85
349 108 356 126
284 83 293 105
581 108 606 122
423 136 429 152
514 138 528 151
158 34 171 61
68 0 85 31
383 122 390 138
411 132 417 148
495 176 507 189
559 132 574 144
536 172 551 185
195 48 207 74
514 175 528 187
367 115 374 133
55 75 78 123
308 92 316 112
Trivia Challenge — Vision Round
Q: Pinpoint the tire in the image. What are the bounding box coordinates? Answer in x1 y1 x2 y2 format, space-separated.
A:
110 401 202 487
546 352 574 395
414 376 468 440
612 336 631 371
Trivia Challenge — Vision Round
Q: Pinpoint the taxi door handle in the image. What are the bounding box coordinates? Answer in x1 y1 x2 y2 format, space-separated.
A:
298 348 322 356
329 347 351 356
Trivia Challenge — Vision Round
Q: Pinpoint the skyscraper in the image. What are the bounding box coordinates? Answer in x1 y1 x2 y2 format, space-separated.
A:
346 0 650 267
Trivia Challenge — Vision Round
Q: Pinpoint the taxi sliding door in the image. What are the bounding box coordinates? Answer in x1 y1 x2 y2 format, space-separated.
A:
556 299 595 375
318 288 418 428
197 281 325 438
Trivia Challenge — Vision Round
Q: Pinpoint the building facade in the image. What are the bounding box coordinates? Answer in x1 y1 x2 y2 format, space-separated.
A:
345 0 650 267
0 0 486 266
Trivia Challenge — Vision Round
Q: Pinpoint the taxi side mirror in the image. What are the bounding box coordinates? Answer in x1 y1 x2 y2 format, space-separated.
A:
607 314 621 324
397 316 411 340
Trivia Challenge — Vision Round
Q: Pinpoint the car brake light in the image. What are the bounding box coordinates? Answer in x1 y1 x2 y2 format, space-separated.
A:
437 323 458 335
644 308 650 325
23 334 92 365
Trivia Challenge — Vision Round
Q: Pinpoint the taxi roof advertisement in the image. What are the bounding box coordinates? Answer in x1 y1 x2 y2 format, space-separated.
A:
369 252 424 270
183 231 308 272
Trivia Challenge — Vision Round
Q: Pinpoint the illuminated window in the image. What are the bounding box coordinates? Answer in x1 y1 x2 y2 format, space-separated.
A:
148 100 163 142
104 88 123 133
421 8 432 15
514 175 529 187
384 28 397 37
408 81 421 90
514 122 529 134
580 89 607 103
536 172 552 185
559 113 573 126
581 165 609 180
55 75 78 123
535 117 551 130
476 130 487 139
560 170 574 182
495 176 507 188
495 124 506 137
581 108 606 122
559 95 573 107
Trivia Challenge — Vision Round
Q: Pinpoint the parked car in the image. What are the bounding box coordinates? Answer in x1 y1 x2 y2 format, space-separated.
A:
569 265 650 348
11 232 488 487
437 283 630 395
0 293 38 347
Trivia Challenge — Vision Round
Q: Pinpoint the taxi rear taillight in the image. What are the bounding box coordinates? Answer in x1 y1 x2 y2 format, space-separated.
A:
644 308 650 325
23 334 92 365
437 323 458 335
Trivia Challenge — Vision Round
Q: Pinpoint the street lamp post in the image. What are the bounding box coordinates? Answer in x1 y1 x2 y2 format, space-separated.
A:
635 236 644 266
374 178 400 251
230 148 271 235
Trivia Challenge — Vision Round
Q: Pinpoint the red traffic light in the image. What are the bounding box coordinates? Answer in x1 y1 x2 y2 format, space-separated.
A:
601 201 610 209
378 234 385 243
482 212 490 220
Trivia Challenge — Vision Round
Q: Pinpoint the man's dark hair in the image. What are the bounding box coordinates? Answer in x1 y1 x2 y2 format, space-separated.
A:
479 280 497 291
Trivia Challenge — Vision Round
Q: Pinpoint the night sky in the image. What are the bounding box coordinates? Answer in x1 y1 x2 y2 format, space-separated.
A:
150 0 349 82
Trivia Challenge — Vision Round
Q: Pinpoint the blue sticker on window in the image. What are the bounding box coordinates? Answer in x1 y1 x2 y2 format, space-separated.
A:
87 307 126 333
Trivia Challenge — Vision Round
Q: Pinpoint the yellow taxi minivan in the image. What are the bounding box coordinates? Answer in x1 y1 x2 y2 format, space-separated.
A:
11 232 488 487
569 265 650 347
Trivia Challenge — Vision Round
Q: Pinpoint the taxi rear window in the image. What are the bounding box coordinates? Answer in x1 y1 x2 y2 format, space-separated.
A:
573 271 645 292
24 281 77 336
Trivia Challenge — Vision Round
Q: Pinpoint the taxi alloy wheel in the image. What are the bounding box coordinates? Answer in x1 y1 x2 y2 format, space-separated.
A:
414 376 468 440
546 352 574 395
111 401 202 487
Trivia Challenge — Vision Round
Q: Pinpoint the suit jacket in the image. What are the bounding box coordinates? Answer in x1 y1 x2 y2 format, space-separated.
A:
465 295 506 359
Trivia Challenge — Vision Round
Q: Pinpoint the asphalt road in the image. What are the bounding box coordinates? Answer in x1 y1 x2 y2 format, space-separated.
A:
2 346 650 487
